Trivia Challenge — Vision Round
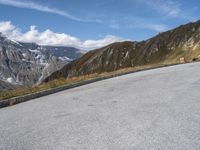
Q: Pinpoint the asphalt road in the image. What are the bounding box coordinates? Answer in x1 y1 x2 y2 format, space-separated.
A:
1 62 200 150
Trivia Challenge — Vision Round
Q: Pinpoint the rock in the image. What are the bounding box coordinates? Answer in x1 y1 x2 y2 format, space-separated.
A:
44 20 200 82
0 34 83 90
180 57 185 63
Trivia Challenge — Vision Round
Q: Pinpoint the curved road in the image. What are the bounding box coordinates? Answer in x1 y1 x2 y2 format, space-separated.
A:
1 63 200 150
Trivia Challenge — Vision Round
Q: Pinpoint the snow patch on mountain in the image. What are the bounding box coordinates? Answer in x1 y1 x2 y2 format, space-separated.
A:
6 77 15 83
58 56 73 62
0 35 83 89
10 39 23 47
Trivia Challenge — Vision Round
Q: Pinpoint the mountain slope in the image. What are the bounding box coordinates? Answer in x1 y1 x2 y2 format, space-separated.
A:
20 43 83 62
44 20 200 82
0 34 83 88
0 80 20 91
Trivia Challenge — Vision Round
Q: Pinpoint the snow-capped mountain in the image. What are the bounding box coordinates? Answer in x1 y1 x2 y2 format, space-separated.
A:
0 33 83 90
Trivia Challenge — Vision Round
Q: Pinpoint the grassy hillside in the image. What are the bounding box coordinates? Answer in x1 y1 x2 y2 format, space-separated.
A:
44 21 200 82
1 20 200 100
0 62 190 100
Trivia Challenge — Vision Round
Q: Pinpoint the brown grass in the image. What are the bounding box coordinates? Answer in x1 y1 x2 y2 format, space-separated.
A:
0 61 190 100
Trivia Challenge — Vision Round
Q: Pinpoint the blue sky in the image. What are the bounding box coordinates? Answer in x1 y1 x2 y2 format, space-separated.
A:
0 0 199 49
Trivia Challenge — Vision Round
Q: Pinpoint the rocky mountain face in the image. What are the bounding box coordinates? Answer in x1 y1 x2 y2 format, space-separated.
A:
0 34 83 90
44 20 200 82
0 80 20 91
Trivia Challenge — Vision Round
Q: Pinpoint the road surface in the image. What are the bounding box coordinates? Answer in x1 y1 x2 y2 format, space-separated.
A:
1 62 200 150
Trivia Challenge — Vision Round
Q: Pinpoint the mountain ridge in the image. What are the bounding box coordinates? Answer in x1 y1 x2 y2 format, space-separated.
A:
0 34 83 90
44 20 200 82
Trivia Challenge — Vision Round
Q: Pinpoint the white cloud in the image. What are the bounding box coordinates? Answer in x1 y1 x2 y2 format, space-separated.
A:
116 15 169 32
152 0 181 17
0 21 16 32
82 35 123 49
0 21 124 50
0 0 85 22
137 0 194 20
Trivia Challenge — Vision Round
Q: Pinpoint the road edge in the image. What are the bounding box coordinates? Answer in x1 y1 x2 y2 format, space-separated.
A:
0 62 195 108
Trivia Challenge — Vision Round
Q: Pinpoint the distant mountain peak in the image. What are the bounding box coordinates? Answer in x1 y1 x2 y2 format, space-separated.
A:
0 34 83 90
